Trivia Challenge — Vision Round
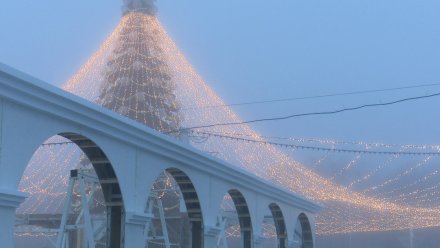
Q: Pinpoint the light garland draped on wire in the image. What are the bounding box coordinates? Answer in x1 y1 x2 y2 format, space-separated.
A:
16 11 440 240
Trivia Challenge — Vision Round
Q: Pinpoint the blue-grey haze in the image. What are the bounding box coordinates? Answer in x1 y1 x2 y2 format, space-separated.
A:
1 0 439 144
2 1 440 247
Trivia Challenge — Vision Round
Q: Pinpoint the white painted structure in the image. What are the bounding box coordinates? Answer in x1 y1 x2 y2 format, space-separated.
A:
0 63 321 248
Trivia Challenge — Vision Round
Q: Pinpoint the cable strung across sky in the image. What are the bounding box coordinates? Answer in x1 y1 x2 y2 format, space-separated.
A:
176 92 440 131
188 83 440 109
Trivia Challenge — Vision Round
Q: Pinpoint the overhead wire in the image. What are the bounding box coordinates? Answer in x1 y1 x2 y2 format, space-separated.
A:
176 92 440 131
183 83 440 109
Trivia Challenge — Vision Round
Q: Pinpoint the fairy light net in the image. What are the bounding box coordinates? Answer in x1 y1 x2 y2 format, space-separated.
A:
16 7 440 244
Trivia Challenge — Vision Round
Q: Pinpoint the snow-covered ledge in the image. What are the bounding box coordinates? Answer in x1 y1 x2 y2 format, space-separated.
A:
204 225 222 237
203 225 222 247
124 212 154 248
125 212 153 226
0 189 28 209
254 235 266 247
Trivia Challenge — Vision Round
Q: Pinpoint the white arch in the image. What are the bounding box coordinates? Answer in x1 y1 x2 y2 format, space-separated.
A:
293 212 314 248
34 133 125 246
0 64 321 248
269 203 288 248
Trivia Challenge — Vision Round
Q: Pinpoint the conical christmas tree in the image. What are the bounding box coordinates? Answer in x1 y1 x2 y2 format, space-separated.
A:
98 12 182 132
97 10 188 247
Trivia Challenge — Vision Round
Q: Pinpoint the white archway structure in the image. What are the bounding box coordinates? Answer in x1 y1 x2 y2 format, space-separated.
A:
293 213 315 248
0 63 321 248
269 203 288 248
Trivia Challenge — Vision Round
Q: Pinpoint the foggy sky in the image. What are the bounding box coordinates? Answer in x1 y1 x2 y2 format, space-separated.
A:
0 0 439 145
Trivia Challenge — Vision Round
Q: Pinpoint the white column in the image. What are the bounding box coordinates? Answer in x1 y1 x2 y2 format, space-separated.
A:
124 212 152 248
288 240 297 248
204 225 222 248
0 189 28 248
254 235 265 248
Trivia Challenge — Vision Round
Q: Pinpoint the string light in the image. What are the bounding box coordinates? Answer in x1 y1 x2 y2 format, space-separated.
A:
15 11 440 242
190 131 440 156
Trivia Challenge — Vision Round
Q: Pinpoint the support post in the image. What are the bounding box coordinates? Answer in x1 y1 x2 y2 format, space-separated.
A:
157 198 171 248
56 169 102 248
217 217 228 248
79 177 96 248
144 194 171 248
56 178 75 248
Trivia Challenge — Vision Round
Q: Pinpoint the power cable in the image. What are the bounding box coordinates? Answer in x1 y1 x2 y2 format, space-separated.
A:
183 83 440 110
174 92 440 131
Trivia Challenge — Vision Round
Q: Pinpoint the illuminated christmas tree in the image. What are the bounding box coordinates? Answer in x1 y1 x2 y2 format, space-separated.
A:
98 12 182 132
97 10 188 247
